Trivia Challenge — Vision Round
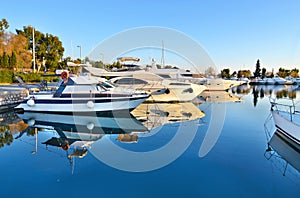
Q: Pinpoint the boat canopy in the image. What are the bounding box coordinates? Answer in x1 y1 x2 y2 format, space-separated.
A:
117 57 140 62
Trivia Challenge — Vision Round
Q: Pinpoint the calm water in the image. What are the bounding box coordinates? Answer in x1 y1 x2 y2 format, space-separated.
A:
0 85 300 197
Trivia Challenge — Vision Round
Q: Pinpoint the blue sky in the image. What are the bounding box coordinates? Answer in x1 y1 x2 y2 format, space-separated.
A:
2 0 300 72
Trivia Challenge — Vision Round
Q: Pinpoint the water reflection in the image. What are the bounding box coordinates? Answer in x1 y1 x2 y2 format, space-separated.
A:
196 91 243 103
18 111 149 148
131 102 205 130
232 85 299 106
0 109 26 148
0 102 205 152
265 130 300 180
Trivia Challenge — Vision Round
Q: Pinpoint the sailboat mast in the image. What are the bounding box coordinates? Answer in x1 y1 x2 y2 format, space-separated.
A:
161 40 165 68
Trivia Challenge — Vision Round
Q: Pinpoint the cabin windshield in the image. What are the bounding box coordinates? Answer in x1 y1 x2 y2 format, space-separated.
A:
114 78 147 85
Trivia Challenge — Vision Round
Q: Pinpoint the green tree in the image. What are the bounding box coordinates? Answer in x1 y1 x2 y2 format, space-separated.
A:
16 26 64 72
261 68 266 79
0 18 9 36
231 71 237 78
253 59 261 78
10 50 17 68
277 67 291 78
43 34 65 71
238 70 251 78
290 68 299 78
221 68 230 79
1 52 9 67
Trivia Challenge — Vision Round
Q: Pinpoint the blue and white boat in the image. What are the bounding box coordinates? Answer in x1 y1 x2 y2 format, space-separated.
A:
16 73 149 114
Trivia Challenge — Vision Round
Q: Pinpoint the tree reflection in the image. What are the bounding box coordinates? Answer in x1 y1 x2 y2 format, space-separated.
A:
276 90 296 99
0 126 13 148
253 87 259 107
252 85 297 106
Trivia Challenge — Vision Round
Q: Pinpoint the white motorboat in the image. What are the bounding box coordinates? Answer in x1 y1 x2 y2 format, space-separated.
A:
147 66 245 91
270 100 300 145
273 77 286 85
250 78 266 85
82 62 242 92
199 78 245 91
109 72 206 102
265 78 275 85
16 73 149 114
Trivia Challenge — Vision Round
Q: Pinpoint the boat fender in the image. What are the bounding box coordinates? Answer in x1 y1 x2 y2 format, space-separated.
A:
27 118 35 126
165 88 170 94
27 97 35 107
62 142 70 151
61 71 69 79
87 122 95 130
87 101 94 108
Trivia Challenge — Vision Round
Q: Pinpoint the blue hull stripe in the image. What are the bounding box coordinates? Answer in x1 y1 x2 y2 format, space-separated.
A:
21 96 148 104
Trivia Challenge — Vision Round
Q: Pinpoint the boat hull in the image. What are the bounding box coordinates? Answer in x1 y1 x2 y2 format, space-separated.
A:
271 111 300 144
204 79 244 91
148 83 206 102
16 94 148 114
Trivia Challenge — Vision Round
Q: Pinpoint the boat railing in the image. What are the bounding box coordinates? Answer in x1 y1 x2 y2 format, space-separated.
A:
270 98 299 121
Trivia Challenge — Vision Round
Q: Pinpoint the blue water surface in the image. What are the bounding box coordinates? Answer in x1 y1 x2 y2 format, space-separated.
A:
0 86 299 198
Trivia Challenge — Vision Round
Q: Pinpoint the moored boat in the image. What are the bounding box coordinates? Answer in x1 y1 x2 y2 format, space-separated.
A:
109 72 206 102
16 73 149 114
270 100 300 145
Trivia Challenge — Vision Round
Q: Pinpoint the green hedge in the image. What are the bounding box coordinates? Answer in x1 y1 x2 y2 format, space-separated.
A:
16 73 59 83
0 69 14 83
16 73 42 83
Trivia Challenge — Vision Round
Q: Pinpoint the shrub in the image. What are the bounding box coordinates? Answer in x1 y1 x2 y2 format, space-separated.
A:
0 69 14 83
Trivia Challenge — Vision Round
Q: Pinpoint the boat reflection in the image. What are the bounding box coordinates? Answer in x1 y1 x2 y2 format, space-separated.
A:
131 102 205 130
195 91 243 103
265 130 300 177
12 111 149 170
18 112 149 146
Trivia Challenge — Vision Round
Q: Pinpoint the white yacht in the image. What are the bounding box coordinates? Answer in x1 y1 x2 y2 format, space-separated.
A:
109 72 206 102
16 73 149 114
146 65 245 91
273 77 286 85
82 62 243 92
199 78 245 91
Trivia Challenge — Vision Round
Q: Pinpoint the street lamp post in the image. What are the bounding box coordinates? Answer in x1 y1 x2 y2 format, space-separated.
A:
32 27 36 73
77 45 82 63
100 53 104 68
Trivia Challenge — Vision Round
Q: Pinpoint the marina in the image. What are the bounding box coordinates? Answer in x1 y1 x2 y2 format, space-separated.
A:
0 84 299 197
1 1 300 197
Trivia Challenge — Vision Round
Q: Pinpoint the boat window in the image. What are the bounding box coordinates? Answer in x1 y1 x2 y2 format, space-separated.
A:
169 82 189 86
114 78 147 85
181 74 193 77
100 82 114 89
158 74 171 79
